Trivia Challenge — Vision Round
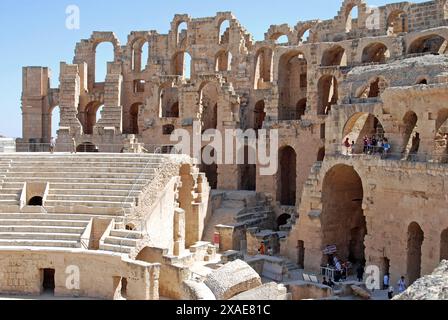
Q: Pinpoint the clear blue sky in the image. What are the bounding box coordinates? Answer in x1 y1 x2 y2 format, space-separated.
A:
0 0 426 138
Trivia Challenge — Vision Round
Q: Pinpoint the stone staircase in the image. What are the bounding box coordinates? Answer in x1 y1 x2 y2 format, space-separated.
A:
0 153 185 252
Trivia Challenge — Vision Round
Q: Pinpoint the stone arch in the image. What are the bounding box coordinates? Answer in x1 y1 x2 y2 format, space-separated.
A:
317 75 338 115
401 111 419 157
254 47 273 89
433 108 448 162
440 228 448 262
296 22 317 43
215 50 232 72
200 82 219 132
386 9 408 35
218 19 231 45
265 24 294 44
361 42 390 63
321 45 347 66
321 164 366 265
125 102 142 134
340 0 365 33
94 41 115 83
159 84 179 118
254 100 266 130
277 146 297 206
355 76 388 98
342 112 385 154
408 34 448 54
171 51 192 79
28 196 43 206
278 50 308 118
176 21 189 46
49 105 60 139
407 222 424 284
82 101 103 135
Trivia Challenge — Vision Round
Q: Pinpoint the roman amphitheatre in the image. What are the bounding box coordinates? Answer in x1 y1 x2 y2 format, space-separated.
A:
1 0 448 300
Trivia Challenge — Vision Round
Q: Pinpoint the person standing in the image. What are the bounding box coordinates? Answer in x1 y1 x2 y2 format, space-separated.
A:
388 286 394 300
71 137 77 154
397 276 407 294
49 137 56 154
344 138 351 156
383 273 390 290
356 264 365 282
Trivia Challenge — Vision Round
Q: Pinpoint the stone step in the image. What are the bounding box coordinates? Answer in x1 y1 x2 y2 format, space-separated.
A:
50 189 140 197
104 236 138 247
8 166 160 174
45 200 134 208
9 161 163 168
0 213 122 221
110 229 142 239
48 182 146 191
0 189 22 195
3 177 151 184
221 200 246 209
6 172 156 179
46 194 137 202
0 200 19 205
0 219 89 227
0 225 85 234
0 232 81 241
0 239 80 248
0 194 20 200
99 243 133 254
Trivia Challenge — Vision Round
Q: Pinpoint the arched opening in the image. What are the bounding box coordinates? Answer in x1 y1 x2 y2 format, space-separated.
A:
343 113 385 154
387 10 408 35
278 51 307 120
254 47 273 89
433 108 448 163
407 222 424 284
296 98 307 120
131 39 149 72
177 21 188 46
321 165 366 265
240 145 256 191
297 241 305 269
321 46 347 66
200 83 219 132
361 43 390 63
125 103 142 135
82 102 103 135
408 35 448 54
317 147 326 161
159 87 179 118
277 146 297 206
440 228 448 261
345 5 359 33
275 34 289 44
50 106 60 138
95 42 114 83
417 78 428 85
125 224 135 231
200 146 218 189
172 51 192 79
28 196 43 206
215 50 232 72
402 111 419 158
254 100 266 130
277 214 291 228
317 75 338 115
357 77 384 98
41 269 55 295
299 29 311 43
219 20 230 44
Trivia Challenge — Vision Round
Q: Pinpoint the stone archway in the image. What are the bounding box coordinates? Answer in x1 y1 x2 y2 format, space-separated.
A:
277 146 297 206
440 228 448 262
321 164 366 265
407 222 424 284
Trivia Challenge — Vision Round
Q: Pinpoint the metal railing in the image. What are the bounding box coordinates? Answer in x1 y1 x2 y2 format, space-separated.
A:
336 148 448 164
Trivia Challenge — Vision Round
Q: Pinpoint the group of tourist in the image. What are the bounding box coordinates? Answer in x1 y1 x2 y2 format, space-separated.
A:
258 242 274 256
49 136 80 154
343 136 391 157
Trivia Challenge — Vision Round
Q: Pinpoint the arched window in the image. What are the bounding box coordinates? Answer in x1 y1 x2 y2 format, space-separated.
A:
299 29 311 43
317 75 338 115
28 196 43 206
408 35 448 54
322 46 347 66
159 87 180 118
82 102 103 134
177 22 188 46
254 48 273 89
219 20 230 44
50 106 60 138
172 51 192 79
95 42 114 83
361 43 390 63
200 83 219 132
215 50 232 72
131 40 149 72
346 5 359 32
387 10 408 35
276 35 289 44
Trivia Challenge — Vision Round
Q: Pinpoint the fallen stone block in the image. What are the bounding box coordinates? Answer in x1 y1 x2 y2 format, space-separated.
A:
182 280 216 300
288 280 334 300
204 259 262 300
230 282 291 300
351 285 372 300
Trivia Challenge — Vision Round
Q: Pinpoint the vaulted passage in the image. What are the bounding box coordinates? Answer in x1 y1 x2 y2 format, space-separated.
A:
318 75 338 115
407 222 424 284
42 268 55 295
343 113 385 154
321 165 366 265
362 43 390 63
277 146 297 206
200 83 219 132
408 35 448 54
278 51 307 120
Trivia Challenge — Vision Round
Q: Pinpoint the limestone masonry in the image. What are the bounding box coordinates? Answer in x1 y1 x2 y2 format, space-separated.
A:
3 0 448 300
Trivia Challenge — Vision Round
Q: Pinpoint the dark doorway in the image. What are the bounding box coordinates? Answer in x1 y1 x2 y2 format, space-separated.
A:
121 278 128 299
42 269 55 294
407 222 424 284
28 196 43 206
441 229 448 261
277 214 291 228
278 146 297 206
297 240 305 269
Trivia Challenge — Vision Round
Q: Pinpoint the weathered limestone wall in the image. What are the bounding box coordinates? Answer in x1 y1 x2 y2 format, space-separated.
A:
0 249 160 300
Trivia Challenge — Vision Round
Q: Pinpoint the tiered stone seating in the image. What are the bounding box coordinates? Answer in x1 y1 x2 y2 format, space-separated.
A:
0 153 180 251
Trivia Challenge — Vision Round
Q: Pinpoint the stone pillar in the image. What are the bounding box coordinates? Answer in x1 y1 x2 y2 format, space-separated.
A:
173 208 186 256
